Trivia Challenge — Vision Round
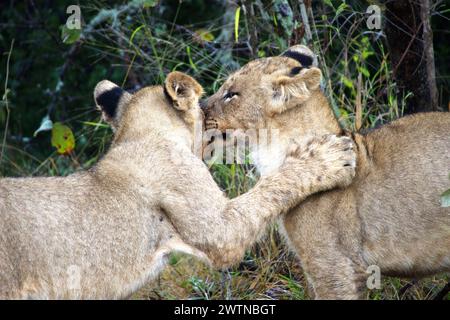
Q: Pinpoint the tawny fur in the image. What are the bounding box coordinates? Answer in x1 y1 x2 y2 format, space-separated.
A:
204 46 450 300
0 71 356 299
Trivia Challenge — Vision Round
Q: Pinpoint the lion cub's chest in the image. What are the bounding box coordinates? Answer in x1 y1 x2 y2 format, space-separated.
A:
250 143 287 176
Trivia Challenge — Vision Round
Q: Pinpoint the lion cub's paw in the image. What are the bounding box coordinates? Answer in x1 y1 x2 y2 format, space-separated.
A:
287 134 356 190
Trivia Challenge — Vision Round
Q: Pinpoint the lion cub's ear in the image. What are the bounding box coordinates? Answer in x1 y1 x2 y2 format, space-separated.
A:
267 44 322 115
164 71 203 111
269 67 322 114
281 44 318 68
273 67 322 97
94 80 132 131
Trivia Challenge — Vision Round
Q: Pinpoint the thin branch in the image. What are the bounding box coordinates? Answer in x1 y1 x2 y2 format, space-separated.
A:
1 39 15 170
299 0 312 43
355 72 363 132
420 0 439 110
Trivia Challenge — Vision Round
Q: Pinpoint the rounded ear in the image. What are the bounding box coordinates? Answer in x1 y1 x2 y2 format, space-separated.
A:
164 71 203 111
281 45 318 67
300 67 322 90
94 80 132 129
269 67 322 115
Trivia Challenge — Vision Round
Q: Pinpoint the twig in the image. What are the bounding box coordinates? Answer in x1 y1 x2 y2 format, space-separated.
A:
391 21 424 77
420 0 439 110
1 39 15 169
242 1 259 58
299 0 312 43
398 279 417 297
355 73 362 132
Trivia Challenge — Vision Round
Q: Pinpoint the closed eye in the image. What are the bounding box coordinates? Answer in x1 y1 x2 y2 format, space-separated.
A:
223 91 239 102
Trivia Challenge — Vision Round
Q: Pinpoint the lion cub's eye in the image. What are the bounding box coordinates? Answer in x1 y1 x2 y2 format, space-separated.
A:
223 91 239 102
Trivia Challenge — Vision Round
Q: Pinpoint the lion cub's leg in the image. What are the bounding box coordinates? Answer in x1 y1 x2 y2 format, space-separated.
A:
292 238 367 299
282 204 367 300
301 251 367 299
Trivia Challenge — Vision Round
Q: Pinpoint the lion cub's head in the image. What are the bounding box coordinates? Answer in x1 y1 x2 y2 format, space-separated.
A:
93 71 204 146
203 45 325 133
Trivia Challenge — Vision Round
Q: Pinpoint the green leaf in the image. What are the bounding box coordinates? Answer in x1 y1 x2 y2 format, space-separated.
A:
362 50 374 60
234 6 241 43
336 3 347 16
131 0 158 8
339 108 349 120
441 189 450 207
61 24 81 44
388 94 396 107
33 115 53 137
341 76 354 89
81 121 110 129
186 46 198 71
272 13 278 27
195 29 215 42
51 122 75 155
359 66 370 78
323 0 334 8
129 24 145 46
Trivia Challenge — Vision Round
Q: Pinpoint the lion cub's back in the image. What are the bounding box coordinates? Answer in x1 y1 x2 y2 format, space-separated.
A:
365 112 450 174
359 111 450 225
358 112 450 274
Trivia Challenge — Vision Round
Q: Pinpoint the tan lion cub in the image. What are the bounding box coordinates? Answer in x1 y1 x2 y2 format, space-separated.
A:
203 46 450 299
0 71 356 299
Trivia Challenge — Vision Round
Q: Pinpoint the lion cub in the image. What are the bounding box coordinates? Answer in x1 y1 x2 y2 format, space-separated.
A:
203 46 450 299
0 71 356 299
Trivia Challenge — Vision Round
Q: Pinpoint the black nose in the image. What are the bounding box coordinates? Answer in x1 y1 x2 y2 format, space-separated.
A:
199 98 208 110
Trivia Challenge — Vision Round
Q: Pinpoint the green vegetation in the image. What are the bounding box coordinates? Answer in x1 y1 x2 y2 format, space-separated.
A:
0 0 449 299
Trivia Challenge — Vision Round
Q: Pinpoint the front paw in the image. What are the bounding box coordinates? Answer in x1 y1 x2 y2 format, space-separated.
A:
287 134 356 190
